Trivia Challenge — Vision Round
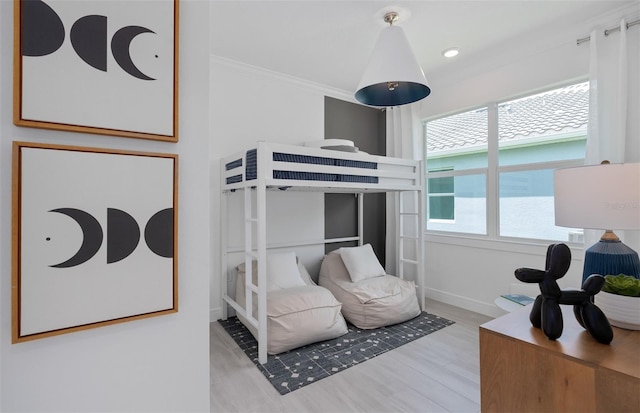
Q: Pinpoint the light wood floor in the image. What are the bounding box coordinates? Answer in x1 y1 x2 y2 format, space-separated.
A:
210 300 494 413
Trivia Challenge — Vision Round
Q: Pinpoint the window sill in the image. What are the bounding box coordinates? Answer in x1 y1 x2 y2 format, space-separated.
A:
425 231 585 257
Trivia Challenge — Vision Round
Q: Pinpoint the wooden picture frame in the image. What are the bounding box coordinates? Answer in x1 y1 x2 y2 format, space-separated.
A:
12 142 178 343
13 0 179 142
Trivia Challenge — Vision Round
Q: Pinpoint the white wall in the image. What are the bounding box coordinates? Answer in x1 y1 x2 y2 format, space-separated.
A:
420 4 640 317
0 1 211 411
208 57 354 321
207 3 640 322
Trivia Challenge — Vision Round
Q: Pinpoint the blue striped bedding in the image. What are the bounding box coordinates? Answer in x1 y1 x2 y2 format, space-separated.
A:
225 149 379 185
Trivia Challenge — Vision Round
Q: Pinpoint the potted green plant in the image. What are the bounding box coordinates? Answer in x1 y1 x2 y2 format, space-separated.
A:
595 274 640 330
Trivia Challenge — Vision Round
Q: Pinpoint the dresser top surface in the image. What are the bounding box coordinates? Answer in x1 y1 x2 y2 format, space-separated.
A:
480 304 640 379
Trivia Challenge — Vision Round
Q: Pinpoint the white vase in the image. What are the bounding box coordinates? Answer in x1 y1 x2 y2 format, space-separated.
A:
595 291 640 330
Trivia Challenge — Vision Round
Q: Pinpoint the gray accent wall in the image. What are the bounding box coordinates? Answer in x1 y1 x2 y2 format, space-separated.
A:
324 97 386 266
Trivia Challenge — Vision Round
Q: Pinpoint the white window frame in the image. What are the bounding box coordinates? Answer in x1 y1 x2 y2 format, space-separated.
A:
424 82 588 246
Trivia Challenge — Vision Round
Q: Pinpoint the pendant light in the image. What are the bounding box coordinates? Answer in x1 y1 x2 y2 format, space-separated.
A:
355 11 430 107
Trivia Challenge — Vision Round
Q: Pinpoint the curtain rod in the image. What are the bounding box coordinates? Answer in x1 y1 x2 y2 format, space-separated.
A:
576 18 640 45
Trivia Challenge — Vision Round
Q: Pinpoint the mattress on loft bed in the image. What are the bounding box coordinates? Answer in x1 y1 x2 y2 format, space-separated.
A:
225 148 379 185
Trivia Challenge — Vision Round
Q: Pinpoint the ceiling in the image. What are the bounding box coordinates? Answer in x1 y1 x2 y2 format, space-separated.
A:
210 1 635 94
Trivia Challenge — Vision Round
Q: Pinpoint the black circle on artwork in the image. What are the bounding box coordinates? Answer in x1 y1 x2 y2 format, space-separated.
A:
71 15 108 72
145 208 173 258
107 208 141 264
49 208 103 268
22 0 65 57
46 237 51 241
111 25 156 81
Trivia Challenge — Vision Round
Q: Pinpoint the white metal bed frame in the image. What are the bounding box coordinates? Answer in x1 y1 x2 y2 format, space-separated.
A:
220 141 425 364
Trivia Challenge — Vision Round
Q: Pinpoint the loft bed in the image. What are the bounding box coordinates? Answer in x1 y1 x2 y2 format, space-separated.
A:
220 141 425 364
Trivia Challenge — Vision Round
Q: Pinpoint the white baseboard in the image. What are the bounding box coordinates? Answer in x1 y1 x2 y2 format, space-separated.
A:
210 306 237 322
210 307 223 323
213 290 508 322
425 288 506 318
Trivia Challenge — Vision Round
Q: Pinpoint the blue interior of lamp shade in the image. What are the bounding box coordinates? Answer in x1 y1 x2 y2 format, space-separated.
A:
583 240 640 282
355 82 431 107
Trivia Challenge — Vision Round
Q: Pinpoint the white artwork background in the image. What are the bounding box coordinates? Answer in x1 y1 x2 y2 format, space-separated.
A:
20 147 175 336
21 0 175 136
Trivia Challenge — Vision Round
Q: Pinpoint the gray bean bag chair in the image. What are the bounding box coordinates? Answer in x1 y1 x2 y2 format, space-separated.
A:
319 245 420 329
235 253 348 354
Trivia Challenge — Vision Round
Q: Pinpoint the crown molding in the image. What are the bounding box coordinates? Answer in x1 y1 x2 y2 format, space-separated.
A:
209 55 356 103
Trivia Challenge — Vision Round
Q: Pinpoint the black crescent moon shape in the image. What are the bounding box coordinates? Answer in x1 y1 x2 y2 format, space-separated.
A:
71 15 108 72
22 0 65 56
111 26 156 80
107 208 140 264
144 208 173 258
49 208 103 268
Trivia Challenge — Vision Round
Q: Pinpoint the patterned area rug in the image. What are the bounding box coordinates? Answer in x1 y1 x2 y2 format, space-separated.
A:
218 312 454 394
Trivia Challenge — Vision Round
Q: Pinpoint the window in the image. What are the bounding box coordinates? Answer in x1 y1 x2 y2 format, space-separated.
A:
428 169 454 220
424 81 588 242
425 108 488 234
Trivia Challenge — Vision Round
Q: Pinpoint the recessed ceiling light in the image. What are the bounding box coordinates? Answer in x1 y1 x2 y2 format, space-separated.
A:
442 48 459 58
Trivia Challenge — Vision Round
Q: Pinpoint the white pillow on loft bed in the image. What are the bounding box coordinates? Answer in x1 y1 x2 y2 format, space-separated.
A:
303 139 359 153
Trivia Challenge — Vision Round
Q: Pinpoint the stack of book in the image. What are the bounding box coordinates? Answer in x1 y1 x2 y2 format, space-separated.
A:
500 294 535 306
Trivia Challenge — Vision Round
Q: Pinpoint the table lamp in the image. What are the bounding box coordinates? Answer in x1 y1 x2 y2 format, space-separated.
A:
554 162 640 282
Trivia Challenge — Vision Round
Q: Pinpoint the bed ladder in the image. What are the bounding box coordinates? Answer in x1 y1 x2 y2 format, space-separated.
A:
241 184 269 364
397 190 425 310
220 152 269 364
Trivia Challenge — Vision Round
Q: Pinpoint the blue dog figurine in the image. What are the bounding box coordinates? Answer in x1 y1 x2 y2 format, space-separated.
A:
514 243 613 344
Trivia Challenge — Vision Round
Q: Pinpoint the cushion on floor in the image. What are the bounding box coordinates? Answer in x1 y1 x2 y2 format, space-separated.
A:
319 250 421 329
235 258 348 354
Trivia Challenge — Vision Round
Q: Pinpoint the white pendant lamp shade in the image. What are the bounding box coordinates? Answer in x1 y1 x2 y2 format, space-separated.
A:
355 17 430 107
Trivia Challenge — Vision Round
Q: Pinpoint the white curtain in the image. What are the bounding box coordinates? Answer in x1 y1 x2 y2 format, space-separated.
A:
585 18 640 250
385 103 423 277
386 104 423 161
585 18 639 165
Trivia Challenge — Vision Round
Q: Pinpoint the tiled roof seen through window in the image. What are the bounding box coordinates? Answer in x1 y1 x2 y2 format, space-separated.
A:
426 82 589 153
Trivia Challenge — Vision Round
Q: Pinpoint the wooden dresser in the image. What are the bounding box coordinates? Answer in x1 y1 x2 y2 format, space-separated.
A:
479 304 640 412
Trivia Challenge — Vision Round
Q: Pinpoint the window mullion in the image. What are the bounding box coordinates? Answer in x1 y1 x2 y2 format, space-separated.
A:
486 102 499 238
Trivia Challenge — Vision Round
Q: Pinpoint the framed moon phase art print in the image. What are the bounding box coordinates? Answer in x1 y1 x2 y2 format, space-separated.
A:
12 142 178 343
13 0 179 141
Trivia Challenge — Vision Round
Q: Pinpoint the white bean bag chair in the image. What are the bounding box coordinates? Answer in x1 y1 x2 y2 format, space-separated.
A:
319 245 421 329
235 252 348 354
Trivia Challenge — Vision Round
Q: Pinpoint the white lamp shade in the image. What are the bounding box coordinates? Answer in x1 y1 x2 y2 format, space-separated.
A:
554 163 640 230
355 25 430 107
